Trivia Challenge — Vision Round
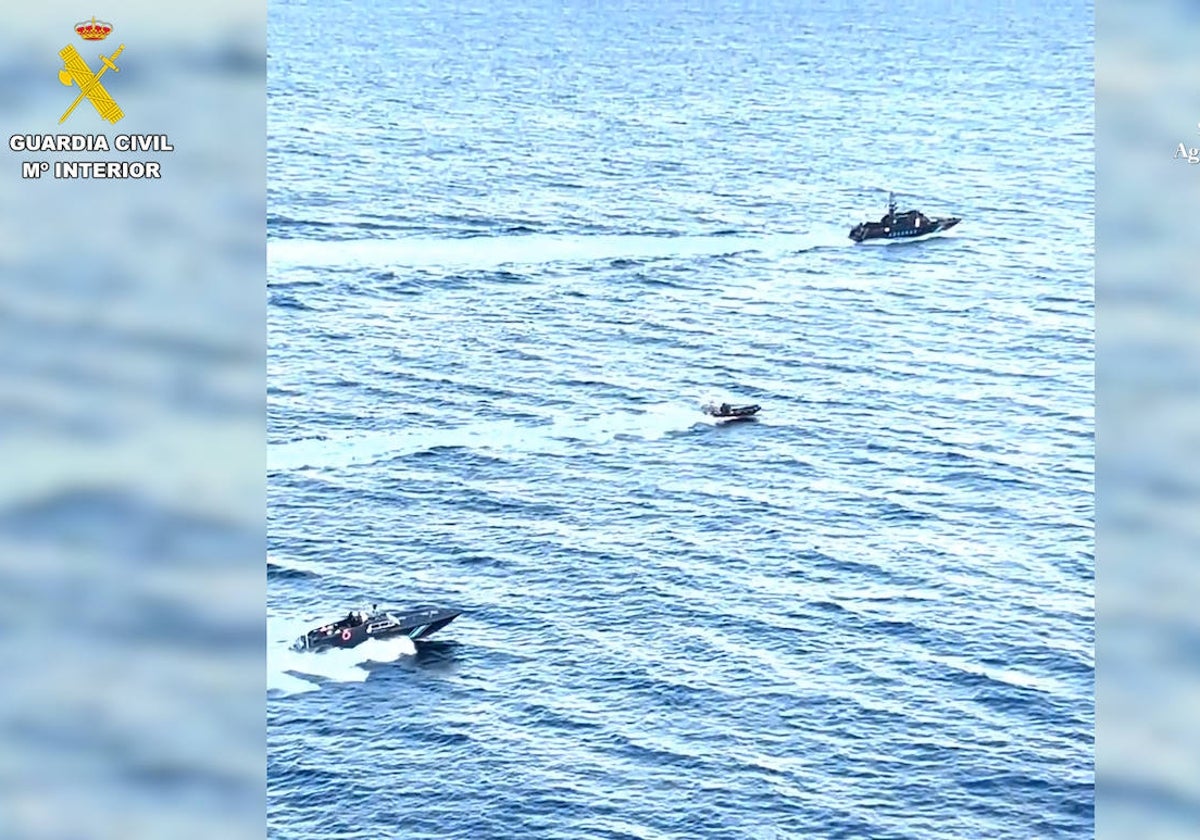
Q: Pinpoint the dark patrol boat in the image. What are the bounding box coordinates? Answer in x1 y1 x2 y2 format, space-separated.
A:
849 192 961 242
702 401 761 420
291 604 461 652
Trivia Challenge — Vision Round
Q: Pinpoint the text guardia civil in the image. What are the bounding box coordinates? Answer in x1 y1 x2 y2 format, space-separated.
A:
9 133 174 180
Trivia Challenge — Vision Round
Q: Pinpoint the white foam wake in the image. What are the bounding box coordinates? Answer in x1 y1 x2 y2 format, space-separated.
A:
267 618 416 696
543 402 709 444
267 403 712 471
267 230 846 273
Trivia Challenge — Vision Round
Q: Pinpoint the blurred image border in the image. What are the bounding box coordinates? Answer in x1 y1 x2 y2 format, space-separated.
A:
1096 0 1200 837
2 3 266 839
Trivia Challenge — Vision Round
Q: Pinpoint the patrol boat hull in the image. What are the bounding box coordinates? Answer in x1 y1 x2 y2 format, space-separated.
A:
849 192 961 243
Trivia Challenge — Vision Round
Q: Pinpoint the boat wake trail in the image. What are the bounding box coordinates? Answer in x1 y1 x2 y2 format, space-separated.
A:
544 402 714 444
268 403 712 471
267 230 848 273
267 617 416 696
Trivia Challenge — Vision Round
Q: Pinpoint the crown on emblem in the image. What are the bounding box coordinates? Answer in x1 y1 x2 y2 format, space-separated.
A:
75 16 113 41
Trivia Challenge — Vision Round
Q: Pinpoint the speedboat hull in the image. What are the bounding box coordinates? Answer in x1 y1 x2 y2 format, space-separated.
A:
703 402 761 419
291 606 461 652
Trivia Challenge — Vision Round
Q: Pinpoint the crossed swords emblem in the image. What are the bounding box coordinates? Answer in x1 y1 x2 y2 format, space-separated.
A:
58 43 126 124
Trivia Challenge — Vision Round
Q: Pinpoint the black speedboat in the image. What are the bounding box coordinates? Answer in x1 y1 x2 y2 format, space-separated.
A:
849 192 960 242
291 604 461 652
703 401 761 419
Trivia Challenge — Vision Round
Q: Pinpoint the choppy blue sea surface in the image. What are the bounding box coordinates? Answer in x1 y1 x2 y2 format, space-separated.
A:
267 1 1093 837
